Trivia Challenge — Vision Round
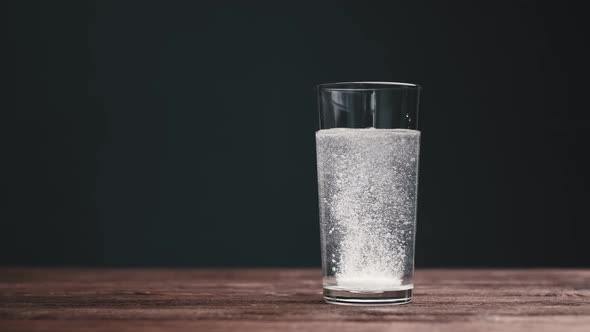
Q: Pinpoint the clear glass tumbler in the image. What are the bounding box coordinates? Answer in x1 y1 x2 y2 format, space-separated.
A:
316 82 421 305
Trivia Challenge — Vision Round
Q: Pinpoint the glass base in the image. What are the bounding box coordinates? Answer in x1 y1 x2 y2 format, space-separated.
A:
323 287 413 306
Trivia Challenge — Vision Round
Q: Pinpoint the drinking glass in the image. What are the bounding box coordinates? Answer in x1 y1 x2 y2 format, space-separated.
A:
316 82 421 305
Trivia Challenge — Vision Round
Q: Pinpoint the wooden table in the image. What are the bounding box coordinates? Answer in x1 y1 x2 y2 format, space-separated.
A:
1 268 589 331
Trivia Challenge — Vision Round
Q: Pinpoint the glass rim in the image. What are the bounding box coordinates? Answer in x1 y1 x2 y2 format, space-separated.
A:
318 81 421 91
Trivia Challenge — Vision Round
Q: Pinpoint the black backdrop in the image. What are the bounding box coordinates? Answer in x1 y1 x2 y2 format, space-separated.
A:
4 1 589 267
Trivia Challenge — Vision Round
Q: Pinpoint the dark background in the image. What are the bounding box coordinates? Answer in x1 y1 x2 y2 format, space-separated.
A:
4 1 589 267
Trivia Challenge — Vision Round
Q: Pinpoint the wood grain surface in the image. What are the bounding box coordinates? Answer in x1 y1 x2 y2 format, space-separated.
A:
1 268 589 331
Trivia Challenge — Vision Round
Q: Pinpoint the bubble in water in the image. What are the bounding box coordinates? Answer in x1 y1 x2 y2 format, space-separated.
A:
316 128 420 291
